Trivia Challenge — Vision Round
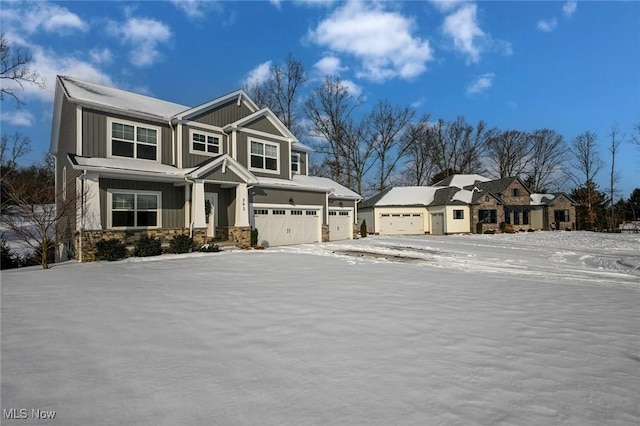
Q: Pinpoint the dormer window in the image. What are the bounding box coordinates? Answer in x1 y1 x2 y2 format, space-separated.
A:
291 153 300 174
109 118 159 161
190 130 220 156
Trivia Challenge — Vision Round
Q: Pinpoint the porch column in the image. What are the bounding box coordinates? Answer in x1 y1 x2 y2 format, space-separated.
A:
192 179 206 228
235 183 250 227
82 172 101 230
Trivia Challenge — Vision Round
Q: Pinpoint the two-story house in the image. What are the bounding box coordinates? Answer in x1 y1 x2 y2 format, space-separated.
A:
50 76 361 261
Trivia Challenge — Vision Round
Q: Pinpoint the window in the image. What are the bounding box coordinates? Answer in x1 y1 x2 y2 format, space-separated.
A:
504 209 511 224
339 211 349 216
329 211 337 216
109 190 160 228
250 139 279 173
306 210 317 216
514 210 520 225
479 209 497 224
485 196 490 202
191 130 220 155
523 210 529 225
453 209 464 220
291 210 303 215
109 119 159 161
291 153 300 174
512 188 521 197
254 209 268 215
554 209 570 222
273 209 286 215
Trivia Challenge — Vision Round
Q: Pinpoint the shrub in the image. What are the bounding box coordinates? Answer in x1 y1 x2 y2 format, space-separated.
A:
200 243 220 252
527 228 535 232
499 222 506 232
0 234 20 269
251 228 259 246
95 238 128 261
133 234 162 257
168 234 193 254
360 219 367 238
475 222 483 234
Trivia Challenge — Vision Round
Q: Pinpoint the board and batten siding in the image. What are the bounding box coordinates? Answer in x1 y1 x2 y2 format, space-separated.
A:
57 96 81 236
251 187 326 223
245 116 281 135
236 132 290 180
180 124 227 168
203 184 234 227
99 178 185 229
82 109 173 165
189 100 254 127
328 199 356 209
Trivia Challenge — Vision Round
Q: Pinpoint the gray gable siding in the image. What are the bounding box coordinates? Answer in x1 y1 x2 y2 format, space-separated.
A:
83 109 173 165
329 199 356 209
251 187 326 223
57 96 81 236
245 116 281 135
181 124 226 168
236 131 290 180
99 178 185 229
199 165 245 183
190 100 254 127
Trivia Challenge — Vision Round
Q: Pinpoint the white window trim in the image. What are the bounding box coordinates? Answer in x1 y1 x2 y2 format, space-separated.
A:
107 117 162 163
453 209 464 220
248 138 280 175
189 128 221 157
291 152 300 174
107 189 162 230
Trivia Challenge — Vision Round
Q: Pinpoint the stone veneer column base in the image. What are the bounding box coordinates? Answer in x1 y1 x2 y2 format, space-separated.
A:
322 224 330 242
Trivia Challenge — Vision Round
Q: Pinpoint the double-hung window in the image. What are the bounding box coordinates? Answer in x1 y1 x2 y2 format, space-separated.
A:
554 209 570 222
109 190 161 229
191 130 220 155
109 119 160 161
291 153 300 174
250 139 279 173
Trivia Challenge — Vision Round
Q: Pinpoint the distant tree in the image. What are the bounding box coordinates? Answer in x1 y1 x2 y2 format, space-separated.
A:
366 100 415 192
340 118 375 195
429 168 459 185
571 182 606 231
525 129 567 193
304 76 363 187
606 124 624 230
1 132 31 185
485 129 531 179
626 188 640 222
246 53 307 135
1 33 44 107
400 114 436 186
569 131 604 230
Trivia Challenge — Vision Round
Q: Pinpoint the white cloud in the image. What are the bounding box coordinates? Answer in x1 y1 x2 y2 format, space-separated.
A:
537 18 558 33
563 0 577 17
429 0 465 13
442 3 484 63
308 2 433 82
341 79 363 98
314 56 346 75
89 47 113 65
0 110 35 127
107 17 172 67
0 1 88 35
467 72 494 94
243 61 272 87
170 0 222 19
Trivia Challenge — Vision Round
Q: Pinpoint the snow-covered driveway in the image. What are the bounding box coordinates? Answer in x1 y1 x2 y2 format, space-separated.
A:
1 231 639 425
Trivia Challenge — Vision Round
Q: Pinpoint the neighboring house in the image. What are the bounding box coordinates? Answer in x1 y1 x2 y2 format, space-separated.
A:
359 174 577 235
51 76 360 261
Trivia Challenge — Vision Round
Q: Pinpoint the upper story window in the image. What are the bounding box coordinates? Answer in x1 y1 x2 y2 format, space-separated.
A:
291 152 300 174
512 188 521 197
190 130 220 156
109 118 160 161
249 139 279 174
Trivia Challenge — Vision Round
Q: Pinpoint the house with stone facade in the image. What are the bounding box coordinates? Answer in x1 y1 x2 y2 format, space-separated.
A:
358 174 577 235
50 76 360 261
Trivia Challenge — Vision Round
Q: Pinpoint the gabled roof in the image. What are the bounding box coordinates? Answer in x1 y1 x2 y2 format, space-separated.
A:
361 186 442 208
188 154 257 184
293 175 361 200
58 76 190 119
469 176 532 196
431 187 469 206
176 89 259 120
530 192 579 206
433 174 491 188
223 108 297 142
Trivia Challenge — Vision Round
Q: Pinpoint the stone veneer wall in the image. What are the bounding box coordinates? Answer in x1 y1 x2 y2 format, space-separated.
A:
322 224 330 242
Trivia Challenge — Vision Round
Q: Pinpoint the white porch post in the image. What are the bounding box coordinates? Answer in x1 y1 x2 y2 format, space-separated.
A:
235 183 250 227
82 172 101 230
192 179 206 228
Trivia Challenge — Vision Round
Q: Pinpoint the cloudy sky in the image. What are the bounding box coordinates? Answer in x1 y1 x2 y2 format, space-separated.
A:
1 0 638 196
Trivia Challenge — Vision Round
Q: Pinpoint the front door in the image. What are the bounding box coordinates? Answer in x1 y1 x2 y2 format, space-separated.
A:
204 193 218 238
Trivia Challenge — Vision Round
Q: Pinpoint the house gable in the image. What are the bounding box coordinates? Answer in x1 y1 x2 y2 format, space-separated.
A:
189 154 257 184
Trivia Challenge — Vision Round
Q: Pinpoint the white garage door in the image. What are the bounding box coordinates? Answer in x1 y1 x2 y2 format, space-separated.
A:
329 209 353 241
379 213 424 235
253 207 321 247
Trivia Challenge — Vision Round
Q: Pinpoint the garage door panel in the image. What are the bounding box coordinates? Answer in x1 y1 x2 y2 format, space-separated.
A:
379 213 424 235
329 209 353 241
254 207 321 247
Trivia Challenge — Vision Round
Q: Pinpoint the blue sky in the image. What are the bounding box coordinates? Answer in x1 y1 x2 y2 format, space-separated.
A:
1 0 638 197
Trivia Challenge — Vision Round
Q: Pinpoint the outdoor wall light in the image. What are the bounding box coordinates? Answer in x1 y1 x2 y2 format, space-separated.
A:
289 197 294 205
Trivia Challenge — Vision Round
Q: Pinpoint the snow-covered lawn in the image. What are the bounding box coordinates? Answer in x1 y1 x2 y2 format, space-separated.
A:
1 231 639 425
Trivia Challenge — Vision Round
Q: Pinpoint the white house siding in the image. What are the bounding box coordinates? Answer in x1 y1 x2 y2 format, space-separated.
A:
445 206 471 234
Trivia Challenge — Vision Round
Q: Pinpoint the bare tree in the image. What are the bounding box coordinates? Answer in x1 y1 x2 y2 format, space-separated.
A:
607 124 624 230
400 114 436 186
485 130 531 179
246 54 307 135
303 76 363 187
569 131 604 230
340 119 376 195
1 33 44 107
366 100 415 192
525 129 567 193
1 132 31 180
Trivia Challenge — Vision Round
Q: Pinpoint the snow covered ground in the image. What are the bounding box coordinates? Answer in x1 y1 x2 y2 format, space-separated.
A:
1 231 639 425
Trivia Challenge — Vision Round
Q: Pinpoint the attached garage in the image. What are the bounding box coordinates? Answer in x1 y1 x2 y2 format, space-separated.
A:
253 205 322 247
328 208 353 241
379 212 425 235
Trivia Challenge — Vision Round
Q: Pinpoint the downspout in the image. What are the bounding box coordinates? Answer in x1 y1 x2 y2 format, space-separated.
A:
168 118 177 166
79 170 87 263
184 176 196 238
